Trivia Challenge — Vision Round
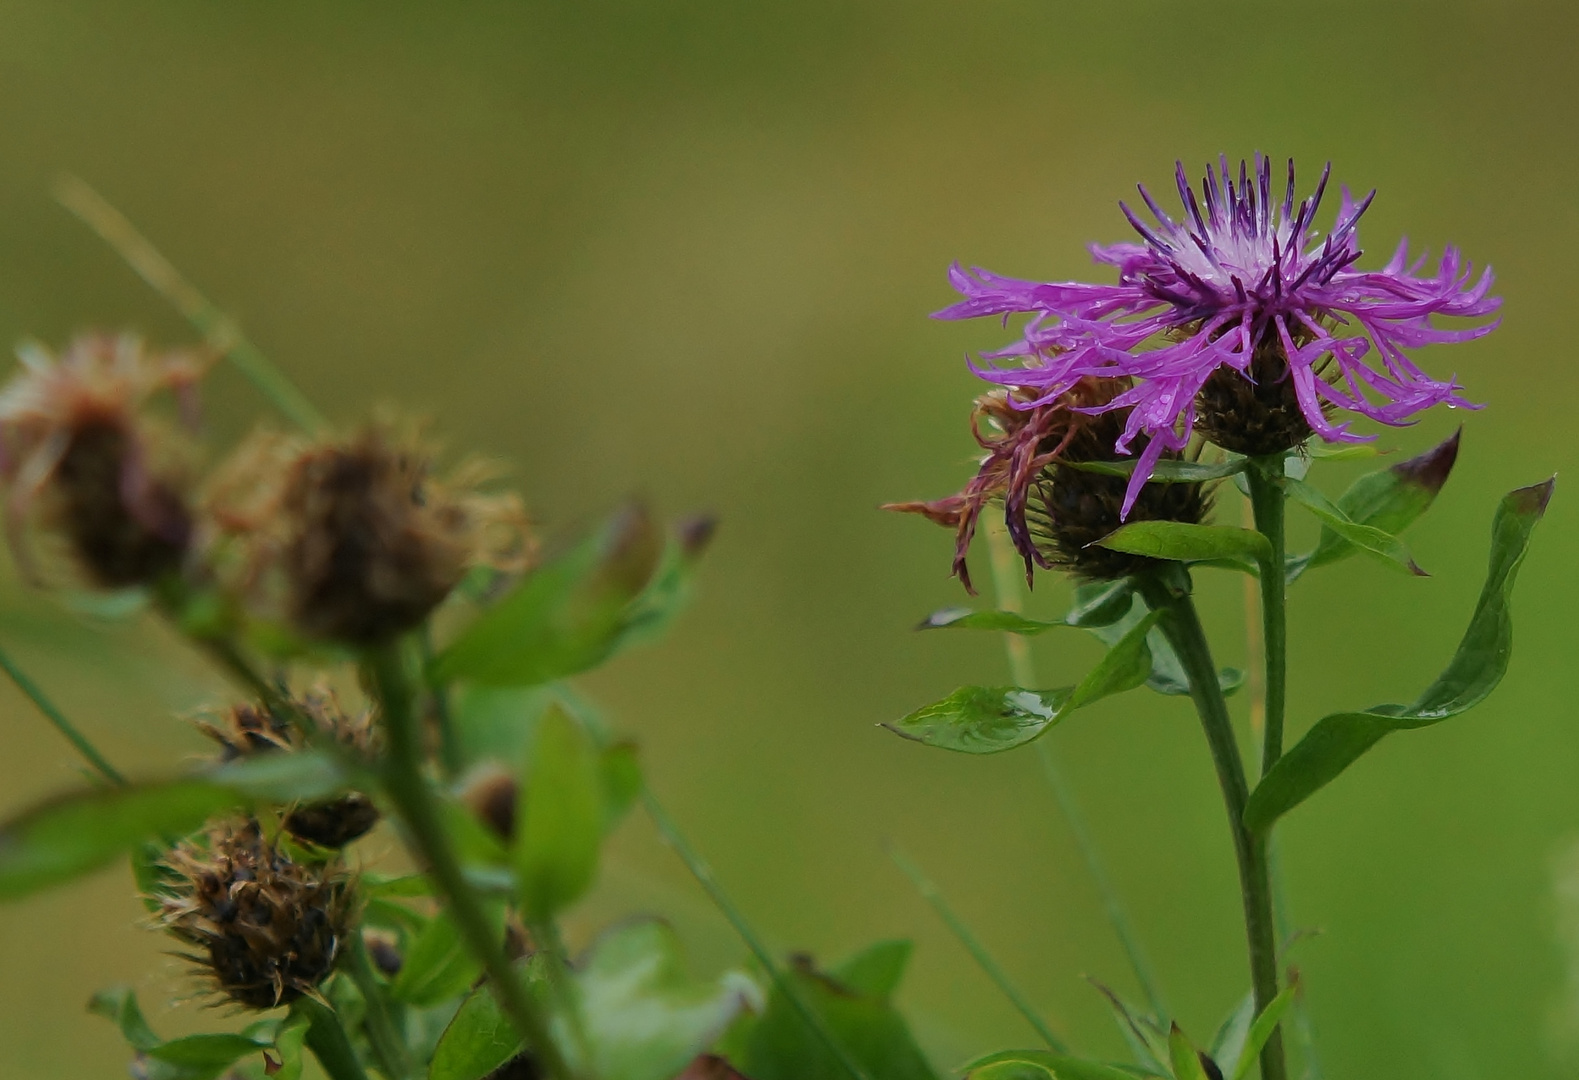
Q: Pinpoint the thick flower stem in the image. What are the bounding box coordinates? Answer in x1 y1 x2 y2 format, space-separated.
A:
366 645 573 1080
294 995 371 1080
1137 570 1286 1080
1246 459 1288 775
347 936 414 1080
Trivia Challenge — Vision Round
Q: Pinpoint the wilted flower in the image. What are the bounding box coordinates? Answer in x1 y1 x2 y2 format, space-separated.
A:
0 333 205 586
205 422 532 645
886 376 1209 589
196 689 381 849
156 818 355 1009
938 156 1499 513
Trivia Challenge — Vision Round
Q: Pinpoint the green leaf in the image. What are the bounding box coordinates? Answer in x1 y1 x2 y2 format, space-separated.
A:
428 960 545 1080
207 749 349 803
432 504 664 686
1089 980 1169 1076
968 1062 1056 1080
1063 458 1246 482
1230 983 1297 1080
449 684 556 771
832 939 912 999
1283 477 1425 576
389 906 506 1006
607 516 715 656
515 706 604 920
1289 429 1459 581
578 920 757 1080
600 741 643 833
884 612 1159 753
731 948 939 1080
1207 992 1254 1075
1307 442 1383 461
0 781 239 900
916 608 1070 634
1097 522 1271 567
962 1050 1150 1080
1063 580 1136 628
90 988 272 1080
1245 478 1554 832
1167 1025 1212 1080
1084 594 1240 699
90 986 161 1052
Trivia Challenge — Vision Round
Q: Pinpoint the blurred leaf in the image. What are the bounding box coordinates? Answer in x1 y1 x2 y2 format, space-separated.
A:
1207 993 1254 1075
833 940 911 999
0 781 238 900
450 684 557 771
1283 478 1424 576
600 741 642 833
578 919 756 1080
515 706 603 921
1245 479 1554 832
432 504 664 686
962 1052 1147 1080
90 988 272 1080
729 948 939 1080
917 578 1134 636
389 906 505 1006
1097 522 1271 567
608 515 715 656
968 1062 1056 1080
263 1014 310 1080
428 959 548 1080
1288 429 1460 581
1307 443 1383 461
1167 1025 1213 1080
1064 459 1246 482
207 749 349 803
885 612 1159 753
1229 982 1297 1080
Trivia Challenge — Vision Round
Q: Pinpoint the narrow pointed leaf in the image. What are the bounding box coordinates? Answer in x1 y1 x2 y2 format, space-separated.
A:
1230 983 1298 1080
1089 980 1169 1075
1064 580 1136 628
1284 478 1424 575
428 957 549 1080
1097 523 1271 567
1167 1025 1212 1080
834 939 912 999
917 608 1070 634
1246 479 1554 832
1207 992 1254 1074
962 1052 1145 1080
1086 594 1241 698
1289 429 1460 580
885 612 1159 753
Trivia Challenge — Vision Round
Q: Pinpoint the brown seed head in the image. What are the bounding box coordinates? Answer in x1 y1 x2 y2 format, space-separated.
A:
0 333 206 587
1194 331 1328 456
204 422 532 645
156 818 355 1010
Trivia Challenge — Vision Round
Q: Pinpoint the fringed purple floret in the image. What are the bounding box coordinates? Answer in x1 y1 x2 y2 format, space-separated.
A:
936 155 1500 514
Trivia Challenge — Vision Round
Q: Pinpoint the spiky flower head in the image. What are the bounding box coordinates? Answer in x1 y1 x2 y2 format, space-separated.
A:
204 422 533 646
155 818 355 1009
195 689 381 849
886 376 1209 589
0 333 206 586
938 156 1498 514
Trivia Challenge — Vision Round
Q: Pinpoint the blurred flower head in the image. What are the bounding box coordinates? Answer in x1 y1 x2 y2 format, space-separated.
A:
204 420 533 646
886 376 1209 589
0 333 206 587
156 817 355 1009
938 155 1499 513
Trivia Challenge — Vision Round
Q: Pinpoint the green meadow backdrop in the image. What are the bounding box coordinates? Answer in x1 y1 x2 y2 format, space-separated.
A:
0 3 1573 1077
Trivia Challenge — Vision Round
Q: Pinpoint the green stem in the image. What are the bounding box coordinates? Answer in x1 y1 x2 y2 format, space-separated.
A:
421 624 462 779
1246 459 1288 777
641 787 873 1080
888 845 1067 1052
347 936 414 1080
1136 569 1286 1080
985 521 1169 1021
54 175 327 433
294 995 371 1080
366 645 572 1080
0 642 125 785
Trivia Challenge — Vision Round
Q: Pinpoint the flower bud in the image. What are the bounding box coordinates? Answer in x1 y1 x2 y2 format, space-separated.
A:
156 818 355 1009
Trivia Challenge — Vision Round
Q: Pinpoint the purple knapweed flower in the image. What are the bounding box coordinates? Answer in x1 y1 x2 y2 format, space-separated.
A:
937 155 1500 515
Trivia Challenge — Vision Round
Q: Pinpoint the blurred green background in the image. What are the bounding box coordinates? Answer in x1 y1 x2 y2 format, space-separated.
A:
0 2 1573 1077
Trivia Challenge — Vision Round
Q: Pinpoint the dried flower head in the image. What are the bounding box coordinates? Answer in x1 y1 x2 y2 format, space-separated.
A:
195 689 381 849
0 333 206 586
938 156 1498 513
205 422 532 645
887 376 1209 588
156 818 355 1009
